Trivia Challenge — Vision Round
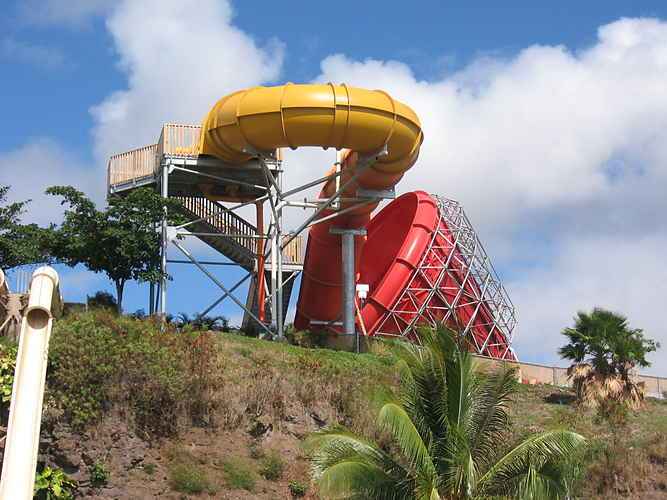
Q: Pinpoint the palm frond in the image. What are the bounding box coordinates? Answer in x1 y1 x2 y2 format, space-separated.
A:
395 358 437 450
306 428 388 475
308 428 415 499
477 430 585 498
510 462 568 500
317 460 410 500
467 365 517 466
377 403 437 481
439 432 477 499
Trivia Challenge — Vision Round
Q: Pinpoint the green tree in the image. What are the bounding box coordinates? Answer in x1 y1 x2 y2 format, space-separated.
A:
308 326 585 499
559 308 659 408
0 184 50 269
46 186 182 313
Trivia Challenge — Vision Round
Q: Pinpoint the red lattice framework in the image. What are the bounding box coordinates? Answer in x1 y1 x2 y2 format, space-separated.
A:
372 195 517 360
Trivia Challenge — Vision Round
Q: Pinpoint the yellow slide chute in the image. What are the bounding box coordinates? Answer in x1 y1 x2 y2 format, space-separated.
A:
197 83 424 189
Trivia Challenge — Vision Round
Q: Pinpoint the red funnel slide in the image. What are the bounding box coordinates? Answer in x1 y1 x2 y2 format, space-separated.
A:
296 191 515 360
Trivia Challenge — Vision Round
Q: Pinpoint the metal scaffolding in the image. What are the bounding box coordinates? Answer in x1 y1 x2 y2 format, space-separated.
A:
153 147 389 338
371 195 517 360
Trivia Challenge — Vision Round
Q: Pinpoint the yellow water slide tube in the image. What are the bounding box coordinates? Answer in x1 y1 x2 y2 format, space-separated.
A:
197 83 423 191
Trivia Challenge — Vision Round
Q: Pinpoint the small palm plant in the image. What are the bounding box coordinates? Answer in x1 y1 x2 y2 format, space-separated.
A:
308 326 585 499
560 308 659 409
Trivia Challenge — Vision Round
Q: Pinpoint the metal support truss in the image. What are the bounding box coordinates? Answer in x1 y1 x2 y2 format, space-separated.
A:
371 195 517 360
155 145 391 339
156 157 271 332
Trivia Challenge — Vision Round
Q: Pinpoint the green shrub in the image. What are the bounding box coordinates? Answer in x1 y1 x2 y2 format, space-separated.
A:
222 458 256 491
34 466 77 499
86 291 117 311
288 480 307 498
47 311 218 435
169 463 213 494
143 463 157 475
0 342 17 408
285 327 328 348
89 461 109 487
259 451 284 481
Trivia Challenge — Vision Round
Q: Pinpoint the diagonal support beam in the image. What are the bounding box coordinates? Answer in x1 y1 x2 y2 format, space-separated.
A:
171 239 272 335
280 146 388 251
199 272 252 317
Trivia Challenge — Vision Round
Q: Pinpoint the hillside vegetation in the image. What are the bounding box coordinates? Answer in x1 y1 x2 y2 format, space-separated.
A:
0 311 665 499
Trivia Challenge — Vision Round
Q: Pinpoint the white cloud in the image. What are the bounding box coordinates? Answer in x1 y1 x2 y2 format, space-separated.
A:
0 139 101 226
90 0 283 163
312 18 667 368
17 0 113 27
0 37 66 69
509 235 667 375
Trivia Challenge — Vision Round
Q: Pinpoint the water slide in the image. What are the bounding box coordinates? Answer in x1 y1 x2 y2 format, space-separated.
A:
196 83 424 327
0 267 61 500
196 84 511 357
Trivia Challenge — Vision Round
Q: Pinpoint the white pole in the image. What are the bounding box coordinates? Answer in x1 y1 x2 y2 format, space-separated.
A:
0 267 61 500
160 162 169 316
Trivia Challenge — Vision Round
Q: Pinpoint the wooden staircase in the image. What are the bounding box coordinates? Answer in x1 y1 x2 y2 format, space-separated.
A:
174 196 258 271
174 196 301 329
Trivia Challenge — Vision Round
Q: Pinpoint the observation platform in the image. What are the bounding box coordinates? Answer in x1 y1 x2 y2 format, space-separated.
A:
106 124 303 328
107 124 277 202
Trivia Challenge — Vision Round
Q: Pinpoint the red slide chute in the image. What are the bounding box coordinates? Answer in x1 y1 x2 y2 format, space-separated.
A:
296 191 516 360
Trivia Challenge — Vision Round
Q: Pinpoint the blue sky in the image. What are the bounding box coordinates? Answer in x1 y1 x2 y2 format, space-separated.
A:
1 1 666 371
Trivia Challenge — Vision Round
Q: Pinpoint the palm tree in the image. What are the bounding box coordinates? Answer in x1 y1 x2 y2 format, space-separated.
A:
308 326 585 499
559 308 659 409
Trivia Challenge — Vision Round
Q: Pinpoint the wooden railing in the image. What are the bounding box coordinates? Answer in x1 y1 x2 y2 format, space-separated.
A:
107 143 158 187
157 123 201 158
106 123 305 266
175 197 304 266
282 234 304 265
107 124 201 191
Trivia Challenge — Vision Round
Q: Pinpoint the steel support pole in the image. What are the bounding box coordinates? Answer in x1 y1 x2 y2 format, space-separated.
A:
199 272 252 317
276 161 285 338
270 214 278 331
276 207 284 337
256 201 266 323
159 162 169 316
330 228 366 352
149 283 155 315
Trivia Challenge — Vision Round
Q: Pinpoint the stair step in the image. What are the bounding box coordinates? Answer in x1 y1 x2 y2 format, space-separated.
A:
174 196 257 269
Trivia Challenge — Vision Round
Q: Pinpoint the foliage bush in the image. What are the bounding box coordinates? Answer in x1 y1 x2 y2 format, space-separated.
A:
284 326 328 348
259 451 284 480
86 291 117 312
288 480 307 498
142 462 157 476
0 342 17 410
169 463 213 494
47 311 218 435
88 461 109 488
34 466 77 500
222 458 256 491
175 313 230 332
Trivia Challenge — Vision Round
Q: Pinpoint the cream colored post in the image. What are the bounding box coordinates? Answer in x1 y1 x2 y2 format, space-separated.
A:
0 269 7 295
0 267 61 500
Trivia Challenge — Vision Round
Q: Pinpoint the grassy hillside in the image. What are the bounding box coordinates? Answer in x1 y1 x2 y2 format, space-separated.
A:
0 311 665 499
